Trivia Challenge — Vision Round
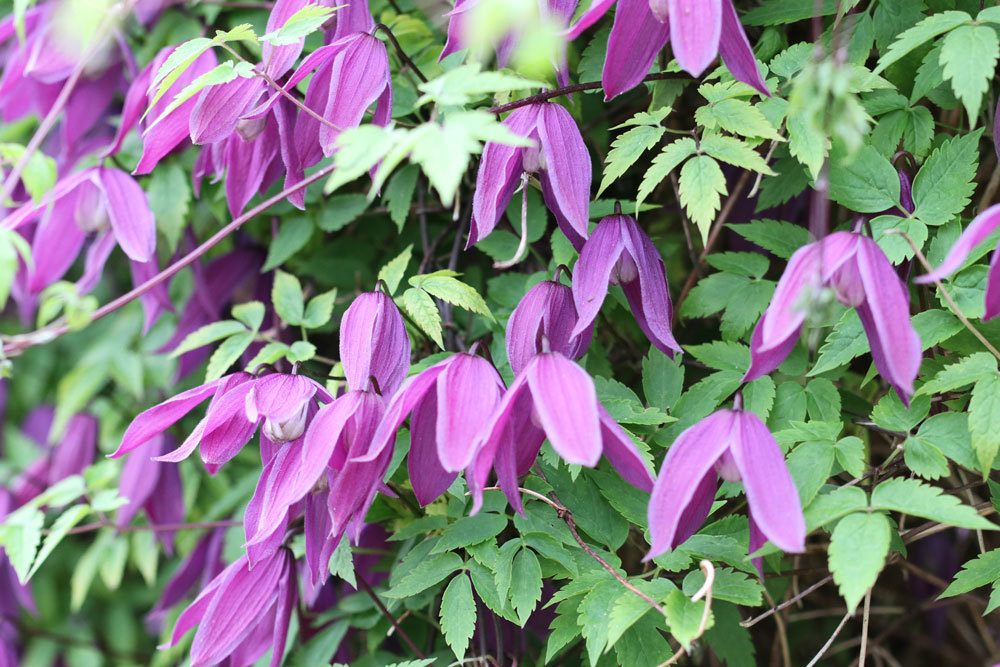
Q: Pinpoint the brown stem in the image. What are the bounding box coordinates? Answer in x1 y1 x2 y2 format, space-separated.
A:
374 23 428 84
356 572 426 659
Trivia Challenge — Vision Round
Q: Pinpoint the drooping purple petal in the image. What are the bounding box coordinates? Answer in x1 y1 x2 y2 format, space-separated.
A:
145 458 185 554
571 216 626 338
646 410 734 560
917 204 1000 284
262 0 313 78
602 0 670 100
112 379 222 457
730 410 805 553
718 0 769 95
27 194 86 294
199 380 260 467
986 251 1000 321
409 391 457 505
525 353 601 466
97 167 156 262
468 371 531 513
436 353 504 471
189 76 265 145
340 291 411 396
620 214 681 355
328 0 375 41
537 102 592 248
598 406 654 491
116 435 165 528
439 0 471 61
566 0 617 39
317 33 390 155
507 280 591 375
668 0 722 76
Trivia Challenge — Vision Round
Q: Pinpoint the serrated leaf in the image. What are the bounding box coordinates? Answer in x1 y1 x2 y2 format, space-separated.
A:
148 37 215 108
606 579 676 648
695 98 780 139
510 547 542 626
940 548 1000 598
149 61 254 129
441 573 476 659
205 331 255 381
871 477 995 529
679 155 727 243
261 4 337 45
431 514 507 554
828 144 900 212
970 374 1000 475
245 341 290 371
399 287 443 349
417 63 546 106
598 124 666 195
940 24 998 124
874 10 971 73
918 352 998 396
328 539 355 587
829 512 891 612
378 245 413 295
232 301 265 330
26 504 90 580
728 219 811 260
169 320 247 358
263 216 314 271
636 138 697 212
912 129 981 226
384 551 463 598
810 310 868 376
699 134 775 175
804 485 869 532
384 164 419 232
302 289 337 329
414 274 493 320
272 270 305 326
1 508 43 582
665 589 712 649
904 433 950 480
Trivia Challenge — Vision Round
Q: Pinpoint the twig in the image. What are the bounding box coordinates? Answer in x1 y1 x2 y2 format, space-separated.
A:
741 575 833 628
805 611 852 667
2 163 337 356
658 561 716 667
374 23 429 84
859 588 873 667
357 572 426 659
488 72 683 115
889 230 1000 361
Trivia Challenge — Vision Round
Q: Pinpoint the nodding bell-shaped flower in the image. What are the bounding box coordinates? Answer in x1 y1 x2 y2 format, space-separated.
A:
506 279 593 375
572 212 681 357
471 101 592 250
147 528 226 629
116 435 185 554
355 352 506 506
162 548 296 667
469 351 655 513
567 0 769 100
105 44 218 173
646 402 805 566
744 231 922 403
340 290 411 396
916 204 1000 321
6 167 156 296
111 372 331 473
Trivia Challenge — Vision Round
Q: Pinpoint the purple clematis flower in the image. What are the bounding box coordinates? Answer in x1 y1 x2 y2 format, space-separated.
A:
572 212 681 356
356 352 506 506
116 435 185 554
340 290 411 396
162 548 296 667
506 278 593 375
916 204 1000 321
471 101 592 250
147 528 226 630
106 44 218 173
111 372 332 473
567 0 769 100
469 351 655 512
744 231 922 403
5 166 156 296
646 403 805 564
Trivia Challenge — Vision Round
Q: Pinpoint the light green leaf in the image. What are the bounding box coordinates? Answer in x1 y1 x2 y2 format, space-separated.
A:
383 164 420 232
598 124 666 195
302 289 337 329
699 134 775 175
904 433 950 480
874 10 971 73
130 531 159 586
378 245 413 295
399 287 443 348
440 573 477 660
679 155 727 243
940 548 1000 598
665 589 712 649
695 98 780 140
912 129 981 226
940 24 998 124
205 331 255 380
145 162 191 253
412 273 493 320
871 477 995 529
263 216 315 271
328 539 356 588
810 310 868 376
232 301 265 330
829 512 891 611
272 270 305 326
0 507 43 582
636 138 697 213
918 352 998 396
149 60 255 128
26 504 90 580
261 4 337 45
245 341 290 372
970 374 1000 475
417 63 545 106
287 341 316 363
804 485 869 532
148 36 215 108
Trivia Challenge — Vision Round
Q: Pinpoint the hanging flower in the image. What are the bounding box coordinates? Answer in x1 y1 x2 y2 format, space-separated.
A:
506 278 593 375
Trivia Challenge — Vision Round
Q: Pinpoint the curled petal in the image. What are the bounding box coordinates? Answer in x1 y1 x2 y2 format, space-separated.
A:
340 291 411 396
566 0 617 39
97 167 156 262
317 34 390 155
718 0 769 95
916 204 1000 284
468 372 531 514
409 391 457 505
199 381 260 467
620 215 681 355
112 379 221 457
602 0 670 100
598 406 654 491
246 373 318 423
507 280 589 375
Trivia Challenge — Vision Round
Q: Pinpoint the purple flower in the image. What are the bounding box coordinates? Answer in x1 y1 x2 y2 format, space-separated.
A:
745 231 922 403
12 411 97 506
471 101 592 250
162 548 296 667
147 528 226 629
572 212 681 357
646 405 805 563
6 167 156 296
916 204 1000 321
340 290 411 396
116 436 185 554
469 351 654 512
506 279 593 375
568 0 769 100
111 372 332 473
356 352 506 506
106 44 218 173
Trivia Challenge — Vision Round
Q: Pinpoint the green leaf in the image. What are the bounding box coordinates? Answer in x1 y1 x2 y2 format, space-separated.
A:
316 194 369 232
810 310 869 376
744 0 840 25
578 577 625 665
412 273 493 320
0 507 43 582
969 374 1000 475
642 349 684 410
699 134 775 175
168 320 246 358
871 477 995 529
232 301 265 330
417 63 545 106
871 392 930 433
145 162 190 253
272 270 305 326
664 589 712 650
606 579 676 647
510 547 543 626
904 433 950 480
695 99 780 140
805 378 841 422
685 341 749 373
679 155 727 243
940 24 998 123
261 3 337 45
205 331 255 380
431 514 508 554
874 10 971 73
384 551 464 598
940 548 1000 598
683 567 763 607
328 539 355 588
912 129 981 225
302 289 337 329
636 138 697 213
378 245 413 295
828 144 900 212
263 216 315 271
598 124 666 195
383 164 420 232
787 440 835 507
130 531 159 586
834 436 866 478
728 219 811 260
804 485 869 532
71 530 112 611
918 352 998 396
440 573 477 659
287 341 316 363
148 36 215 108
99 535 129 590
828 512 891 612
245 341 290 371
399 287 443 349
150 60 255 128
26 504 90 580
594 376 673 426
